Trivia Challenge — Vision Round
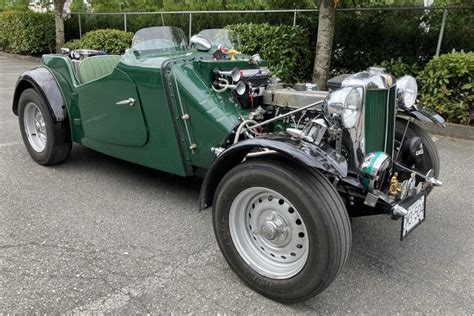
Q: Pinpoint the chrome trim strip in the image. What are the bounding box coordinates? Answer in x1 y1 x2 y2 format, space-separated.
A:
384 88 390 152
391 86 397 160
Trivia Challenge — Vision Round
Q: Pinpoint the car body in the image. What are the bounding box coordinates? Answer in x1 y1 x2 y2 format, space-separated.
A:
12 26 444 302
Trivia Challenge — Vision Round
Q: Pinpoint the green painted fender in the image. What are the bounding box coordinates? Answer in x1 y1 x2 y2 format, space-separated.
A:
199 135 348 210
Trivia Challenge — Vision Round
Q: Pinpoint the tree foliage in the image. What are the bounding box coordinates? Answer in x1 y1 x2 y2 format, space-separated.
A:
86 0 314 12
0 0 28 11
70 0 87 12
83 0 471 13
91 0 163 12
340 0 472 6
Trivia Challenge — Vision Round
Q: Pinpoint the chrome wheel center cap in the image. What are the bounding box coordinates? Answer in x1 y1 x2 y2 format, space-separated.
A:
259 214 287 242
261 221 278 240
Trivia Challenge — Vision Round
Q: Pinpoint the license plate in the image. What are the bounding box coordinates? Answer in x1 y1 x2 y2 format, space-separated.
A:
401 194 426 240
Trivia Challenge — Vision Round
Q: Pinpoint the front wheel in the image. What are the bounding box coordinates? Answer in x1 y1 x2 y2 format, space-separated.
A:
212 159 351 303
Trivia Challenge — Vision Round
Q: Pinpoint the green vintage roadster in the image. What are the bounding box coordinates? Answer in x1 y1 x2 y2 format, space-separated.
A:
13 26 444 302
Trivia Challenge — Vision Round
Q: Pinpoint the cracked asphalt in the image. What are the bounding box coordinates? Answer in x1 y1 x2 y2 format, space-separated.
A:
1 55 473 313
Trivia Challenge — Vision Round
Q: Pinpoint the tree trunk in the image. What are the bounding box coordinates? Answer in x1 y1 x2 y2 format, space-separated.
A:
312 0 337 91
54 0 66 53
55 11 64 53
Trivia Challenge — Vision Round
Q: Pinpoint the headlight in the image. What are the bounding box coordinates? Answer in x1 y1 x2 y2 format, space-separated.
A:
397 75 418 109
324 87 362 129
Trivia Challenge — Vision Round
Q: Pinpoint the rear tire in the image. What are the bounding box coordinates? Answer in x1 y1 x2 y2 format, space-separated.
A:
18 88 72 165
212 159 351 303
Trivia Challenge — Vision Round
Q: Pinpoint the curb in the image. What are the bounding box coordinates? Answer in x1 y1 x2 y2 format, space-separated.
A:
417 121 474 140
0 51 41 62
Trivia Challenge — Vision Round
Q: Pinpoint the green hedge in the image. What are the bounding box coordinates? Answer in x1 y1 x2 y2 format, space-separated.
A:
227 23 312 83
418 50 473 125
376 58 421 78
65 29 133 54
0 11 54 54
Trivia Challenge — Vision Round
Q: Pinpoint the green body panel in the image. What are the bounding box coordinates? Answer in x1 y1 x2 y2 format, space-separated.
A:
364 87 396 157
82 62 188 176
75 67 148 147
42 55 189 176
41 55 84 142
170 60 247 168
40 53 256 175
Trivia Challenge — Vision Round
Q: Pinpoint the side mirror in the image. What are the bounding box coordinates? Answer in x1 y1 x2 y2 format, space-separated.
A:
190 35 212 52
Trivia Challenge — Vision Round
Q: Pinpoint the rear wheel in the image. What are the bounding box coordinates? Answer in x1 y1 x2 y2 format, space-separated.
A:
18 88 72 165
213 159 351 303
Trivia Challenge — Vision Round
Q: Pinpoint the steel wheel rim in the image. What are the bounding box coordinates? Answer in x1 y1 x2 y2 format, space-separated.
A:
229 187 309 279
23 102 47 152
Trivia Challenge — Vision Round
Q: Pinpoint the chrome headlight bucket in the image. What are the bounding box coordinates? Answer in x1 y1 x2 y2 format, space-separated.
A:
324 87 362 129
359 151 392 190
396 75 418 109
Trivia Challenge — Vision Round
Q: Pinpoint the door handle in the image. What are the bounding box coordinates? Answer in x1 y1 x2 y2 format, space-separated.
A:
116 98 136 107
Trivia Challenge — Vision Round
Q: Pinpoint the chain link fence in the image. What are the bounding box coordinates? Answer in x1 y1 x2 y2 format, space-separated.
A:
63 6 473 75
65 6 472 57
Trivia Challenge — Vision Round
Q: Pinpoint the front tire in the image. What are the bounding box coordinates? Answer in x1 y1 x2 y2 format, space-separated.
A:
18 88 72 165
212 159 351 303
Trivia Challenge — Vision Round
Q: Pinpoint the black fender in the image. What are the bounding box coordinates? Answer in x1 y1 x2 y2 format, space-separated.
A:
12 66 70 130
398 107 446 127
199 135 348 210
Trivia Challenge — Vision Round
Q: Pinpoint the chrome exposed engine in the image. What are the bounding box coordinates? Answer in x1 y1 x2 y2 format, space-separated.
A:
263 84 328 110
210 60 442 210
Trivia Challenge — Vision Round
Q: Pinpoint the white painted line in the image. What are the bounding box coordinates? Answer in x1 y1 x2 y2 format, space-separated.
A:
0 141 22 148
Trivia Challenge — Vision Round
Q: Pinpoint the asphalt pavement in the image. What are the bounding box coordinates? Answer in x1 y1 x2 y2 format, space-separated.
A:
1 55 473 313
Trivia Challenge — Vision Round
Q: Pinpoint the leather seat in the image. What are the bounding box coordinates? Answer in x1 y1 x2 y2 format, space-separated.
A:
77 55 122 84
